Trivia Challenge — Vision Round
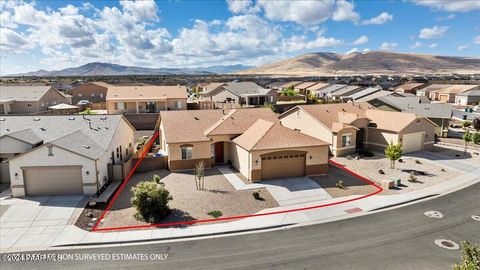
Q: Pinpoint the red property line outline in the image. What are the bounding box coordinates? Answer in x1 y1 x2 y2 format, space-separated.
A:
92 131 383 232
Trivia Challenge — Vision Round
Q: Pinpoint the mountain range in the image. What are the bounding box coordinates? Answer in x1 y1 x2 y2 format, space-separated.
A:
239 51 480 76
8 62 254 77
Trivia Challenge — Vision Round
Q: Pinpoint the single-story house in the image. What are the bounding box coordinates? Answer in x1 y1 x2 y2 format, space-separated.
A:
294 82 319 94
354 90 393 102
0 115 135 196
305 83 329 96
429 85 479 102
326 86 363 100
341 86 381 102
455 90 480 106
0 86 72 115
65 82 112 108
394 83 425 95
201 82 276 106
278 81 303 91
265 81 287 90
368 96 452 137
311 84 347 99
106 85 188 114
159 108 330 182
279 103 437 156
416 84 453 98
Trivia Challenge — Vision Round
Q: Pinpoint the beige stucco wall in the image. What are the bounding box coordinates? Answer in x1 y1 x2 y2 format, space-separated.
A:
230 144 250 179
67 83 108 104
0 136 33 155
365 128 399 149
107 99 186 114
333 127 358 155
281 109 333 145
9 145 97 197
167 141 212 161
399 118 436 145
209 89 240 104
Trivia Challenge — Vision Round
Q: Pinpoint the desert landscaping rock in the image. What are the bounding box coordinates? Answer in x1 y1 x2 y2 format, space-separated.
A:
99 169 278 229
331 153 457 195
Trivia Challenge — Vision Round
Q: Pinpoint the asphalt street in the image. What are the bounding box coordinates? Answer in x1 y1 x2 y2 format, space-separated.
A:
2 182 479 270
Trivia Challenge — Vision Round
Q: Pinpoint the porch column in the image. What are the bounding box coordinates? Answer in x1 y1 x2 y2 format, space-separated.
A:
135 101 139 113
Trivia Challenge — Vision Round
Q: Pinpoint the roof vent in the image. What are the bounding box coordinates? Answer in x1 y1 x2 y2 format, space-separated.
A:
33 118 40 121
6 128 10 131
326 110 329 113
100 116 107 120
194 117 199 120
68 117 75 120
83 145 91 149
40 128 46 131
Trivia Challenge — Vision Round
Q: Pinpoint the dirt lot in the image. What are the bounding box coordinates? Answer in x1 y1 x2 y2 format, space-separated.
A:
331 153 458 195
98 169 278 228
310 165 379 198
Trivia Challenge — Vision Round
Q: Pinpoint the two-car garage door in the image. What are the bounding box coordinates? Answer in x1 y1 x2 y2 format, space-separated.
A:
402 132 424 153
23 166 84 196
261 152 306 180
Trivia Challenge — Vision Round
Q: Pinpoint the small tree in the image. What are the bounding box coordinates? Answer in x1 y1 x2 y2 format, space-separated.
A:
194 161 205 190
153 174 161 184
471 132 480 145
452 241 480 270
131 181 172 223
385 142 403 169
462 121 472 129
463 131 472 155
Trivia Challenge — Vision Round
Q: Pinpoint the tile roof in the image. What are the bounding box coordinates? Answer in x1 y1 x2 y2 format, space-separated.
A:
294 82 319 89
0 115 128 159
328 86 363 97
233 119 329 151
305 83 329 91
106 85 187 100
456 89 480 97
376 96 452 119
437 84 479 94
222 82 271 96
395 83 425 91
0 86 53 102
201 82 227 94
355 90 392 102
204 108 279 135
313 84 347 95
346 86 381 100
279 81 303 88
417 84 453 93
364 109 419 132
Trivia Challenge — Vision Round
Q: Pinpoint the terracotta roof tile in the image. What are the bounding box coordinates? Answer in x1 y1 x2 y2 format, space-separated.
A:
106 85 187 100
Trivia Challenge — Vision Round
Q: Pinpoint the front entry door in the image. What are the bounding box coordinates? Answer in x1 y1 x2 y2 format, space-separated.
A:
215 142 224 163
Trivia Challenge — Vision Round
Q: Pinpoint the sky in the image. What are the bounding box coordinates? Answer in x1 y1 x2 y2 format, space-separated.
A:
0 0 479 75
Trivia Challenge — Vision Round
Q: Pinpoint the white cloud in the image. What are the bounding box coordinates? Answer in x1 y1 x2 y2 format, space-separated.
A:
352 35 368 45
411 0 480 12
474 36 480 45
429 43 438 48
256 0 335 25
419 25 448 39
380 42 398 51
361 12 393 25
457 44 469 51
227 0 257 14
345 47 359 54
0 27 32 51
283 33 344 52
332 0 360 23
410 41 422 49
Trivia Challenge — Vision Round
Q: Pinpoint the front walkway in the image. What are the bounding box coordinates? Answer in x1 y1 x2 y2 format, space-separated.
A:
217 166 332 206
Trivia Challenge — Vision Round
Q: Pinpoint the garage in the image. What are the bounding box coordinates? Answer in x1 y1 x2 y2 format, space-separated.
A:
23 166 84 196
439 95 450 102
402 132 424 153
261 151 306 180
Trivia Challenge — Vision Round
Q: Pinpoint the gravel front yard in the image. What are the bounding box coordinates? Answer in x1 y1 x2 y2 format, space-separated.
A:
310 165 379 198
331 153 458 195
99 169 278 228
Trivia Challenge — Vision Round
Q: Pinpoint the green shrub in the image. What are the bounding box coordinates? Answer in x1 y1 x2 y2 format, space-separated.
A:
131 181 172 223
152 175 161 184
385 143 403 169
453 241 480 270
252 191 261 200
207 210 223 218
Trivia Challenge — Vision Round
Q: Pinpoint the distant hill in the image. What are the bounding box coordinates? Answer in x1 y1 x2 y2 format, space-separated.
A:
240 51 480 75
8 62 254 77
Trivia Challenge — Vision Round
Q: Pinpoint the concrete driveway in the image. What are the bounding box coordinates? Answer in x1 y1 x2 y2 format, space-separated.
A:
252 177 332 206
0 195 84 252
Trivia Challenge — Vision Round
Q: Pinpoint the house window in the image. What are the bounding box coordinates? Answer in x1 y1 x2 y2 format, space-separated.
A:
47 146 54 156
181 146 192 160
115 102 126 110
116 147 120 158
342 134 351 147
100 93 104 98
27 103 32 107
416 119 421 124
175 101 182 109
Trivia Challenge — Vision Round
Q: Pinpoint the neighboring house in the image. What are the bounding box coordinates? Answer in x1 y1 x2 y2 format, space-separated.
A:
327 86 363 100
0 86 72 115
278 81 303 91
416 84 453 98
394 83 425 94
455 90 480 105
429 85 479 102
106 85 188 114
0 115 135 196
201 82 276 106
354 90 393 102
305 83 329 96
65 82 111 107
279 103 437 156
266 81 286 90
199 82 227 93
294 82 319 94
368 96 452 137
159 108 330 182
341 86 381 101
311 84 347 99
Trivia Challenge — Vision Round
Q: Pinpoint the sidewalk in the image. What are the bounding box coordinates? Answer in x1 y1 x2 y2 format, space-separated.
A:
2 154 479 253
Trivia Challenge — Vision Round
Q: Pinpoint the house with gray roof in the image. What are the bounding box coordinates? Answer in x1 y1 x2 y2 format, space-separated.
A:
342 86 382 101
455 90 480 106
201 82 276 107
0 86 72 115
368 96 452 137
0 115 135 197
